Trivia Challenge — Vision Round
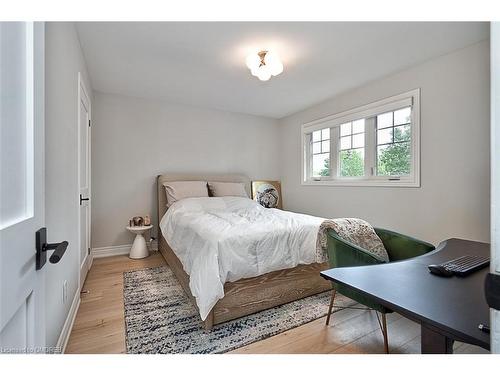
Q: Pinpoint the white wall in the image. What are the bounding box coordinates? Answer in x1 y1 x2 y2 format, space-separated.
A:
278 41 490 245
45 22 93 347
91 93 280 248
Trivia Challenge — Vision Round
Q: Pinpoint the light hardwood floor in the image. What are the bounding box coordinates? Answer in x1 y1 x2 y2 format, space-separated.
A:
65 254 489 354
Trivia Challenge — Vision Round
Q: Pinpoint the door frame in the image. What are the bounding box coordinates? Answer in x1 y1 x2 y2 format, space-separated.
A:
33 21 47 349
77 72 92 290
491 22 500 354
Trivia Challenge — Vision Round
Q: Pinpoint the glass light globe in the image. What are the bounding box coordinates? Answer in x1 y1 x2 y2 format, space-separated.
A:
264 51 283 76
257 65 271 81
269 61 283 76
264 51 278 66
250 67 260 77
246 53 261 70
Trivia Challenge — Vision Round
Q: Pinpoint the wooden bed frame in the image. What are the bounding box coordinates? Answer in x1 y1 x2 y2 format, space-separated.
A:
156 173 331 330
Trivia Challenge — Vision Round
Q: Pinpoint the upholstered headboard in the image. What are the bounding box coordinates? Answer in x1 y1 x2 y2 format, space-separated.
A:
156 173 251 237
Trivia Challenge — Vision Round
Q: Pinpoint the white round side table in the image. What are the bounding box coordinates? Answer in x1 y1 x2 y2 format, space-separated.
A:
126 225 152 259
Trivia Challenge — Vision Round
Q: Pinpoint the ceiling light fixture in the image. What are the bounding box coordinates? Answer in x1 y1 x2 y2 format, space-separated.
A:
245 50 283 81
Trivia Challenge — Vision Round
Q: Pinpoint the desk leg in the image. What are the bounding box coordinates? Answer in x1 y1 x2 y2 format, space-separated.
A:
421 324 454 354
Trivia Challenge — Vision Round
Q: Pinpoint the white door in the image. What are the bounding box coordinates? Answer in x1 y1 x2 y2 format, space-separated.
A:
0 22 46 352
78 73 92 288
491 22 500 354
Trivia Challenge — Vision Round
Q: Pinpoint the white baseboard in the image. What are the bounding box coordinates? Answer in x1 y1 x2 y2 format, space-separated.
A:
92 240 158 259
57 288 80 354
92 244 131 258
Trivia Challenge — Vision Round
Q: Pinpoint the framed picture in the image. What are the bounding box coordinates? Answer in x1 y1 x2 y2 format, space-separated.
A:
251 180 282 209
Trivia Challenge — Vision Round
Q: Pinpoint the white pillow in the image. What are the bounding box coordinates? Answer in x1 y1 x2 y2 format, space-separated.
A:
169 197 227 213
208 181 248 198
163 181 208 207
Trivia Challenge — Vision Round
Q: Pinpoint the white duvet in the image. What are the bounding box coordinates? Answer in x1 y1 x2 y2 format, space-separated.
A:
160 196 324 320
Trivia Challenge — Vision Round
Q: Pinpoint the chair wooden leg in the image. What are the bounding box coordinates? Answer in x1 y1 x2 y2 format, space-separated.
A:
325 290 336 325
381 313 389 354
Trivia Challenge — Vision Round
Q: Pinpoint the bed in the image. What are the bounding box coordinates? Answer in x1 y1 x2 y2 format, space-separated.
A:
156 173 331 330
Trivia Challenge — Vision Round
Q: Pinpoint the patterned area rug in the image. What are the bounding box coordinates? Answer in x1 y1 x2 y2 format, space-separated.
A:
123 266 347 354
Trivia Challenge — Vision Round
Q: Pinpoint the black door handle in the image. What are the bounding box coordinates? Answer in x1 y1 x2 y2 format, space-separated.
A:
45 241 68 264
36 228 69 270
80 194 90 205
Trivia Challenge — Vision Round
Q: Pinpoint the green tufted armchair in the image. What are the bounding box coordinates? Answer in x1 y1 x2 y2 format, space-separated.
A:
325 227 435 353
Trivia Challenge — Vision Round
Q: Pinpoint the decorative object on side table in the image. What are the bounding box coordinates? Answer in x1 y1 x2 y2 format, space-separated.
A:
126 225 153 259
132 216 144 227
251 180 282 209
128 215 151 227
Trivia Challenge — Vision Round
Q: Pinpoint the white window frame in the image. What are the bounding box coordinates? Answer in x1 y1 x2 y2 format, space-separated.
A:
301 89 420 187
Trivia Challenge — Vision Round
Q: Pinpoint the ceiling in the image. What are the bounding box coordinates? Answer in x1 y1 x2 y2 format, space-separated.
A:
76 22 488 119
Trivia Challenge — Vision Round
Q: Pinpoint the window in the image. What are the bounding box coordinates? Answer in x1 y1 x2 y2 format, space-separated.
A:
376 107 411 177
311 128 330 177
302 89 420 187
339 119 365 177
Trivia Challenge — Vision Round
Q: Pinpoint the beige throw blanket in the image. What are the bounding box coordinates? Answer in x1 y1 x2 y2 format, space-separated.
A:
316 218 389 263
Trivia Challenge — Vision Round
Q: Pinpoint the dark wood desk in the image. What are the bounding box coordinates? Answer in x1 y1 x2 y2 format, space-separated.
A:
320 238 490 354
